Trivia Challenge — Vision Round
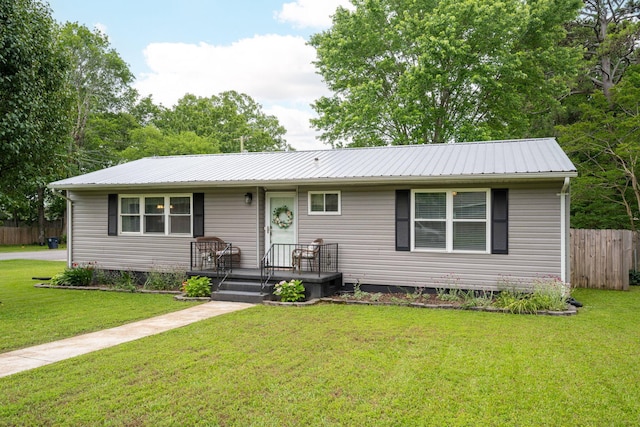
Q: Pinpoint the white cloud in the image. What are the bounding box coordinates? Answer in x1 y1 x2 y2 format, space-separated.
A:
94 22 108 35
266 105 330 151
275 0 354 29
136 34 327 106
134 0 359 151
134 34 331 150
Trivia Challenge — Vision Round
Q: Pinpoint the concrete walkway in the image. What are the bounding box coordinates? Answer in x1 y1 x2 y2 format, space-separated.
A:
0 301 254 378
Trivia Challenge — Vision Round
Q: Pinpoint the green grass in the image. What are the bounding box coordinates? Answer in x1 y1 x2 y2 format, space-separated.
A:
0 243 66 253
1 280 639 425
0 260 201 352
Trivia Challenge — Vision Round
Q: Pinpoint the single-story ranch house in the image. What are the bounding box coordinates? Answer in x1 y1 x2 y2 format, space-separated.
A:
49 138 577 301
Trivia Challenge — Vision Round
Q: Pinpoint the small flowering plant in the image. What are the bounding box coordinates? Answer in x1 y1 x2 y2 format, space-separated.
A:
273 279 305 302
50 261 96 286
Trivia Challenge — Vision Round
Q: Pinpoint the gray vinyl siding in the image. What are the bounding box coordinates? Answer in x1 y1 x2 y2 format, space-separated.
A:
68 180 565 291
296 182 564 291
202 188 260 268
69 191 193 271
68 189 259 271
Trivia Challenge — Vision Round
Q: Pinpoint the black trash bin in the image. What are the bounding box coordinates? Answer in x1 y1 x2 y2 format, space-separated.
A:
47 237 59 249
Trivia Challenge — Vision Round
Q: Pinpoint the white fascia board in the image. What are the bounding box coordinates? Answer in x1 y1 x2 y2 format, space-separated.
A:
48 171 577 191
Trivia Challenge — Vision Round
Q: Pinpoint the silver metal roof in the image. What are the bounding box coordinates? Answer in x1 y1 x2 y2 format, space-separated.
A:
49 138 577 190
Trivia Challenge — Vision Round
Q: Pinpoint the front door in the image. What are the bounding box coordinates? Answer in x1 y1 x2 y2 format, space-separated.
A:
266 192 297 267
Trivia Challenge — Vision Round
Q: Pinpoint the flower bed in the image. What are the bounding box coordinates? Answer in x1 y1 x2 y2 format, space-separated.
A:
266 278 580 316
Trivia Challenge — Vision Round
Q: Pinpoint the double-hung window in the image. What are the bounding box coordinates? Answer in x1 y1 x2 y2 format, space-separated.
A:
119 195 192 236
308 191 341 215
413 189 489 253
120 197 141 233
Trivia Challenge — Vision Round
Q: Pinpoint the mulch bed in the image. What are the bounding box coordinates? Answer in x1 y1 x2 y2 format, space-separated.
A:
265 292 578 316
34 283 181 295
34 284 578 315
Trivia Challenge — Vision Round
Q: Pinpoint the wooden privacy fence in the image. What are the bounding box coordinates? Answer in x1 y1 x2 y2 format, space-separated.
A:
0 225 63 245
570 229 639 291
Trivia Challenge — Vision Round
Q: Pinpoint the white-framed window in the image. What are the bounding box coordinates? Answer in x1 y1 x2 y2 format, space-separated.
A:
119 194 192 236
412 189 490 253
308 191 341 215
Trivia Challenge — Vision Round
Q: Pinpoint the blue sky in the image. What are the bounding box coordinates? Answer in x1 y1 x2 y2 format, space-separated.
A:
47 0 353 150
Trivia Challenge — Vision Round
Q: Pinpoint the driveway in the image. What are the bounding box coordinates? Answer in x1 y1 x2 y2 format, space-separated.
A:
0 249 67 262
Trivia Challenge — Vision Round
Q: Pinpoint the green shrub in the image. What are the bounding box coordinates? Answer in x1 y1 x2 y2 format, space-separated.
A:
630 270 640 286
50 262 95 286
182 276 211 298
273 279 305 302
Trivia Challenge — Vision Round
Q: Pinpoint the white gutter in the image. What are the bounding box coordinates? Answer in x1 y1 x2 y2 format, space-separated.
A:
48 172 579 192
559 177 570 289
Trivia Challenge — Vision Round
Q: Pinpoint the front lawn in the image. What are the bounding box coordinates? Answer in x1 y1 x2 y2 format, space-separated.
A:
0 260 201 352
1 283 639 426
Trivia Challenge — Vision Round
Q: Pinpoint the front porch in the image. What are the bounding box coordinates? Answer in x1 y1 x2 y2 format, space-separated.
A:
187 268 343 303
188 241 342 303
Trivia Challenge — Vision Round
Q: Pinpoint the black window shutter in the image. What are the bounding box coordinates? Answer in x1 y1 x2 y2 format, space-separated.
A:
396 190 410 251
193 193 205 238
108 194 118 236
491 189 508 254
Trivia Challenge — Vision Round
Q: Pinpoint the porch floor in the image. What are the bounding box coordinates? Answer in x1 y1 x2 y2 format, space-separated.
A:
187 268 342 284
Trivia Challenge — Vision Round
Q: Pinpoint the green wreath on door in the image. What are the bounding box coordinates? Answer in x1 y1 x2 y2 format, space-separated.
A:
272 205 293 229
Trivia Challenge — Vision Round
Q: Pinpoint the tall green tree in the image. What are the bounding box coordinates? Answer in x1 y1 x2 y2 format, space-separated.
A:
130 95 163 126
557 1 640 229
154 92 290 152
0 0 70 188
119 127 220 160
559 65 640 230
310 0 582 147
58 22 136 172
559 0 640 125
84 112 140 167
0 0 71 242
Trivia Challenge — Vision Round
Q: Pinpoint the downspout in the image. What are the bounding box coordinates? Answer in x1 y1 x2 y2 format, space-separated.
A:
559 177 570 289
255 186 260 268
51 189 73 267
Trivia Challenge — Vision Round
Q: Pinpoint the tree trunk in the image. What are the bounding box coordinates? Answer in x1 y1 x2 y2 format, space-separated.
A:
598 8 614 102
37 186 45 245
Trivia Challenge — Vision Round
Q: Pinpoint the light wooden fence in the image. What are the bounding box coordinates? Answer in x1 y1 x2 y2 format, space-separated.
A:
0 224 64 245
570 229 639 291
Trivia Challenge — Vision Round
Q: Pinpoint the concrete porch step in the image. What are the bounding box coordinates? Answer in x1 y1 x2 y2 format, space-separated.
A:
218 280 272 293
210 290 270 304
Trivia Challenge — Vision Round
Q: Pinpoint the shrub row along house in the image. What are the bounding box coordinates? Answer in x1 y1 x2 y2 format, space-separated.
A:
49 138 577 301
